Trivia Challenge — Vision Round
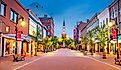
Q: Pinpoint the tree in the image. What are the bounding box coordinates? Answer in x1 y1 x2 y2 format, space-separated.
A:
81 36 88 51
42 37 49 52
87 31 95 54
51 37 59 50
58 37 63 45
65 37 72 47
69 41 76 50
37 27 42 52
94 25 109 58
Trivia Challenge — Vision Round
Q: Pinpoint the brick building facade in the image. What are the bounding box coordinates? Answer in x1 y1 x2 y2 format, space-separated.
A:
0 0 29 56
39 16 54 38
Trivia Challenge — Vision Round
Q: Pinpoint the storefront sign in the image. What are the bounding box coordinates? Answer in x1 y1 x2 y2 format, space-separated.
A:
17 31 21 41
29 18 37 37
112 28 116 41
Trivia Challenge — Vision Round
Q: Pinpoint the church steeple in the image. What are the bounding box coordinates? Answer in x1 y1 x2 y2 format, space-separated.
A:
63 20 65 26
62 20 66 39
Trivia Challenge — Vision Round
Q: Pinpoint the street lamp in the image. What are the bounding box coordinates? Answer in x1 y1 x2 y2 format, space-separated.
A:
15 18 25 55
79 37 82 41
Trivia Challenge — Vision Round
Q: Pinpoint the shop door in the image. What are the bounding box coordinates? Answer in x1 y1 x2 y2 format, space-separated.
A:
22 42 27 54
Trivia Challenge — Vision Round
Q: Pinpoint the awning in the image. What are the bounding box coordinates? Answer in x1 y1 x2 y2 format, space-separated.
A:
2 34 32 41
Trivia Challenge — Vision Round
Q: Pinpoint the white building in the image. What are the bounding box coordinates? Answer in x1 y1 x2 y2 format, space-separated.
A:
98 8 114 54
98 8 110 28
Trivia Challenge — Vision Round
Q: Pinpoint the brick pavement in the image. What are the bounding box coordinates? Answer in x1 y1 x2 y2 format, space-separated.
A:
17 49 119 70
87 52 121 69
0 52 45 70
0 50 121 70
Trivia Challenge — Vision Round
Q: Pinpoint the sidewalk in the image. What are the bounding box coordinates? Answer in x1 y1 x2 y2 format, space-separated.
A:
87 52 121 69
0 52 45 70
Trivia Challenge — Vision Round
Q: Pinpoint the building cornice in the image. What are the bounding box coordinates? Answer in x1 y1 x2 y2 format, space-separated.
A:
15 0 29 14
109 0 118 8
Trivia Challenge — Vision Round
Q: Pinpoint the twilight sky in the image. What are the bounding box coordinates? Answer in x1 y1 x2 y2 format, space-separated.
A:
19 0 113 38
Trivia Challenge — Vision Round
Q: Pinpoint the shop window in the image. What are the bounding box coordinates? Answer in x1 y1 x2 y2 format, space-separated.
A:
10 9 18 23
106 18 108 25
0 1 6 16
103 20 105 25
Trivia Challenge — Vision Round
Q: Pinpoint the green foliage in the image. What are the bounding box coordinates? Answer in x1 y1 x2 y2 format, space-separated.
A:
42 37 49 49
87 31 94 49
69 41 76 49
81 36 88 49
65 37 72 46
37 27 42 41
94 25 109 51
81 36 88 45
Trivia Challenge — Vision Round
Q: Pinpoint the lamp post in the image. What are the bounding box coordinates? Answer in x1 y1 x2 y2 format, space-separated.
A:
115 20 119 59
15 18 25 55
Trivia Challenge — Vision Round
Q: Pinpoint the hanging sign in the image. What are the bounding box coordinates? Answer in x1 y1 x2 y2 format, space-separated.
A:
17 31 21 41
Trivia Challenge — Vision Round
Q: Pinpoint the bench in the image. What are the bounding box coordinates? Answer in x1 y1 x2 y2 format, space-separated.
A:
13 54 25 62
114 57 121 65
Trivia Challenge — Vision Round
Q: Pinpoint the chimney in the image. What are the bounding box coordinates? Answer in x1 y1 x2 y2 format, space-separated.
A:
87 19 89 23
44 14 47 18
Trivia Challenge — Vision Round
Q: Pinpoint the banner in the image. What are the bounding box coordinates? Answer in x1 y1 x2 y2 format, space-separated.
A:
17 31 21 41
112 28 116 41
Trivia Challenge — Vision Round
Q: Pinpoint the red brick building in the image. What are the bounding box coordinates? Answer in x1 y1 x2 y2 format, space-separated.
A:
0 0 29 56
73 28 78 40
73 21 87 40
77 21 87 38
39 15 54 38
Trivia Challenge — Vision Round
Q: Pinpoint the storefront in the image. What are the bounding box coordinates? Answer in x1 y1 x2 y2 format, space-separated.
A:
95 40 100 52
4 38 16 56
28 15 37 56
21 35 31 56
118 35 121 55
1 34 31 57
1 34 21 56
31 39 37 56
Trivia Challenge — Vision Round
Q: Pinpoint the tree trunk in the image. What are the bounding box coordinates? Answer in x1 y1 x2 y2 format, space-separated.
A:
102 48 106 59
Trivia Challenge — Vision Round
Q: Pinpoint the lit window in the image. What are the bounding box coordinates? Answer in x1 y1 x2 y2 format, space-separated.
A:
6 26 10 33
10 9 18 23
14 13 17 23
0 2 6 16
10 11 14 21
